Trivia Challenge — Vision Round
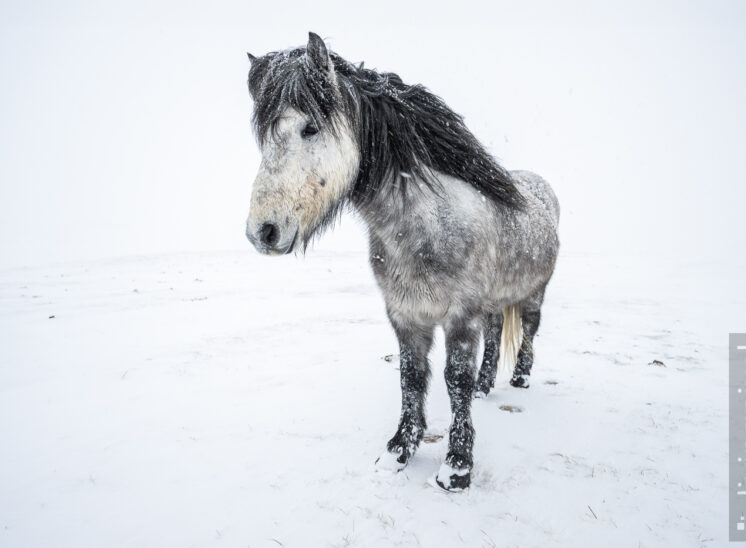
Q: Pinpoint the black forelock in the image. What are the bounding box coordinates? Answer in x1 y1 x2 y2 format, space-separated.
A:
247 44 525 210
248 48 348 144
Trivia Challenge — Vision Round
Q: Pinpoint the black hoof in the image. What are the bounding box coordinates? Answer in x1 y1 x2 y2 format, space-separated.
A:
435 470 471 491
474 378 494 398
375 446 409 472
435 458 472 491
510 374 530 388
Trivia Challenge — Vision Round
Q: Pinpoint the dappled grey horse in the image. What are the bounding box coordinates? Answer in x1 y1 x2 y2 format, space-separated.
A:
245 33 559 490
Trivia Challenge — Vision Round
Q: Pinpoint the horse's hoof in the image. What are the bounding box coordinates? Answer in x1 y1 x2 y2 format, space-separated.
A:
510 374 530 388
435 462 471 491
375 447 408 473
473 390 487 400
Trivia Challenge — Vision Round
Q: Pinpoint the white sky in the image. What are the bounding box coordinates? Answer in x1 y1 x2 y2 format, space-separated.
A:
1 0 744 268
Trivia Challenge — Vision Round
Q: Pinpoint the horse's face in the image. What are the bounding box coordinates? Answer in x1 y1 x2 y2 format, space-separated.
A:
245 33 359 255
246 108 358 255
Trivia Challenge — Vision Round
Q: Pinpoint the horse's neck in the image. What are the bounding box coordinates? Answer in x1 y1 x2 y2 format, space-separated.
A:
354 181 440 246
353 172 503 254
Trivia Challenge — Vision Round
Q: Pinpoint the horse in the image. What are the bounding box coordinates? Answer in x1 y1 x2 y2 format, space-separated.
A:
244 32 559 491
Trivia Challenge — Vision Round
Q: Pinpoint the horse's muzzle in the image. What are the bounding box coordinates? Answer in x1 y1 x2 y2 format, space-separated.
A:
246 221 298 255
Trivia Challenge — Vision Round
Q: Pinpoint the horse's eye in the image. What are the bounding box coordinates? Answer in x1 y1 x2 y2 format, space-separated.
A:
301 124 319 139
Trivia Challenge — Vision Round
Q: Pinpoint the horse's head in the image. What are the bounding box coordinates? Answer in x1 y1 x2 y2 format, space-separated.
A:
245 33 360 255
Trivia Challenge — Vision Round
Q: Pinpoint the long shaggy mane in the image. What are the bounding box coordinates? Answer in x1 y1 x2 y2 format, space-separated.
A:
248 45 525 211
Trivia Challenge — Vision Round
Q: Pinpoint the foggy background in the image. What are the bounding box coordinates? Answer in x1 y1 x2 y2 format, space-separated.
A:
1 0 744 269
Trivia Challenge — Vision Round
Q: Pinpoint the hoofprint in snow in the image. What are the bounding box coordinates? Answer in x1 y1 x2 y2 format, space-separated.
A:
0 249 739 547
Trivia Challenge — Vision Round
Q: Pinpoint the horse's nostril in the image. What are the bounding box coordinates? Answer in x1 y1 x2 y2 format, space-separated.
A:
260 223 279 247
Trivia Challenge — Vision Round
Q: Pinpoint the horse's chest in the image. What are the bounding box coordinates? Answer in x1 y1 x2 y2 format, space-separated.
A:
369 234 460 322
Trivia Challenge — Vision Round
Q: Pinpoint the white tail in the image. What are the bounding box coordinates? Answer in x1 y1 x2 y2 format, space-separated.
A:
497 304 523 372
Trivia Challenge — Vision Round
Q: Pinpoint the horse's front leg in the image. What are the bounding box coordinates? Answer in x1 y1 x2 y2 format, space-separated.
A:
436 318 479 490
375 316 434 472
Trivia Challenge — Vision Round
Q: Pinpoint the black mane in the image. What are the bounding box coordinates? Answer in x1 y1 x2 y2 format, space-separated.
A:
248 46 525 210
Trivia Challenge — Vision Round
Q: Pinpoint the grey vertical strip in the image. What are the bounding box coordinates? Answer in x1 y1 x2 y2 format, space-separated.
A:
730 333 746 541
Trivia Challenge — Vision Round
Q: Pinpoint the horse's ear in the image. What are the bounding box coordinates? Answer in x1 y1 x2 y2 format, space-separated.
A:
247 52 257 65
306 32 332 73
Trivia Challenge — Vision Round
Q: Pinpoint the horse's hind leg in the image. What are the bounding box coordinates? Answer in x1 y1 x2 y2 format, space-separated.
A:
375 315 434 472
474 311 503 398
510 287 546 389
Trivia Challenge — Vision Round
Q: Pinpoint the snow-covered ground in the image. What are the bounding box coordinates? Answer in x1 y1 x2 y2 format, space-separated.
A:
0 248 740 547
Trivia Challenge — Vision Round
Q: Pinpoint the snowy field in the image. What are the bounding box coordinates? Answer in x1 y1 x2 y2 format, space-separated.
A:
0 247 741 547
1 2 744 546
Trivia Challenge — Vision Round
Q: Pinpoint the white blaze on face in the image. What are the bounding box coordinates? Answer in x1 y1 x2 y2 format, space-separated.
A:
246 107 359 255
